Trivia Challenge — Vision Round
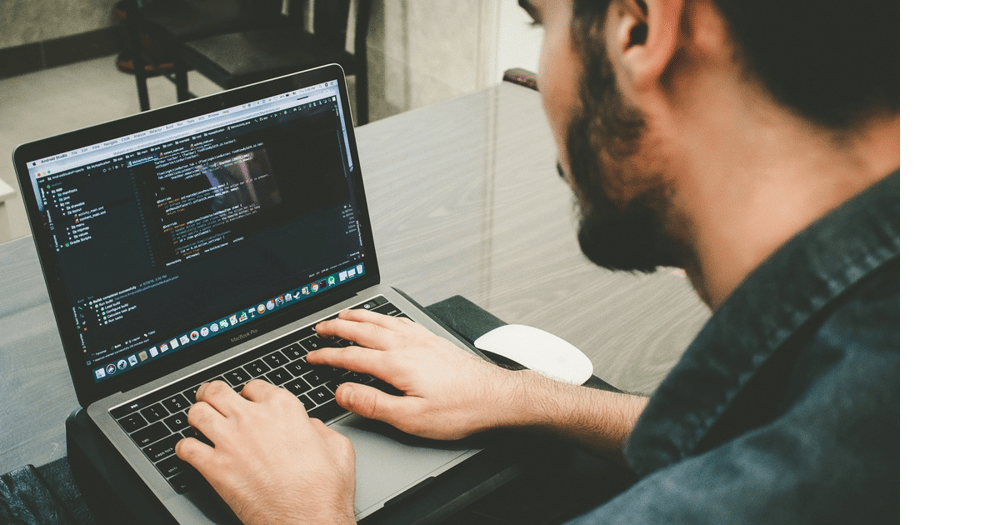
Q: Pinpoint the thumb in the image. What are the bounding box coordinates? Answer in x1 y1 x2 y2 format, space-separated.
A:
174 436 213 469
335 382 409 424
310 419 355 457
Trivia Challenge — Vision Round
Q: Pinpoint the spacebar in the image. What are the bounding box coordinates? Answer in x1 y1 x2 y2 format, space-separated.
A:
307 401 347 422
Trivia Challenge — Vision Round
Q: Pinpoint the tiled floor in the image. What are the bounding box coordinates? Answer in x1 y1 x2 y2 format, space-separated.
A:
0 56 223 243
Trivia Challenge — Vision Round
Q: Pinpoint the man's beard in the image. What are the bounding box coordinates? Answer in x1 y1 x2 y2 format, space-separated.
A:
565 35 693 274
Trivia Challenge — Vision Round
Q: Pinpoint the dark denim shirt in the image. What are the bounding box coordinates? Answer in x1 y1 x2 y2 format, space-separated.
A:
570 172 900 524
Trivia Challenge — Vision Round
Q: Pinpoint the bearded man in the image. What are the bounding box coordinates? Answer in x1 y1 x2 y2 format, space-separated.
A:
175 0 900 523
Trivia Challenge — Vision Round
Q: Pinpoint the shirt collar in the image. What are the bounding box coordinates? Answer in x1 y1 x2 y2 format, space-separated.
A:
624 171 900 475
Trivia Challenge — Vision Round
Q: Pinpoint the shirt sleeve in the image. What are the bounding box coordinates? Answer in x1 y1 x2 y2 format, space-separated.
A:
566 310 899 525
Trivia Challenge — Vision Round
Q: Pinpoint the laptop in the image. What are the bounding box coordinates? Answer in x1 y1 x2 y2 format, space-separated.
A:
12 64 482 523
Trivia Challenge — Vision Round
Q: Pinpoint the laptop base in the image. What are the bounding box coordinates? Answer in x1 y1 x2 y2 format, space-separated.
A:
62 295 527 524
63 295 634 524
68 406 543 524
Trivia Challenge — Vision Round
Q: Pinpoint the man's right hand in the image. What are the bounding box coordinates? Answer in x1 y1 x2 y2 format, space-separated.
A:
309 308 649 454
309 308 518 440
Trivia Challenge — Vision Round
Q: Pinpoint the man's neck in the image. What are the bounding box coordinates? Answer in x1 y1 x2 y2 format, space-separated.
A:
680 109 900 310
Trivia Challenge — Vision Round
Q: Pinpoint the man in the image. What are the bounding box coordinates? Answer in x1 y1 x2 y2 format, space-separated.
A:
175 0 899 523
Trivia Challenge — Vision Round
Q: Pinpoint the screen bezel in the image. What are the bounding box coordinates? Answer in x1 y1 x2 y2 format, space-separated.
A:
12 64 381 406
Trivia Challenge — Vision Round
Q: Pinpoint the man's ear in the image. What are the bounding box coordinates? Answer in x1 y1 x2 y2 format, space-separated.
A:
606 0 684 92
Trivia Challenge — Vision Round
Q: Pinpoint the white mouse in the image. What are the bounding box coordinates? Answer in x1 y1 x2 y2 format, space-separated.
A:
473 324 593 385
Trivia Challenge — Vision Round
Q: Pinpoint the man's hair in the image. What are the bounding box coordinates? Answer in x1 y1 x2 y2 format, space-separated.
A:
572 0 900 130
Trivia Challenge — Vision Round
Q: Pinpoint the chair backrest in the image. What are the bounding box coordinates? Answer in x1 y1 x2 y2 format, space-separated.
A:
233 0 368 57
247 0 285 18
314 0 350 41
314 0 372 57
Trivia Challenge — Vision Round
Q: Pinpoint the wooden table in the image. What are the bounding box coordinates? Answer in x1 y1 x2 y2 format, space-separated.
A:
0 83 709 474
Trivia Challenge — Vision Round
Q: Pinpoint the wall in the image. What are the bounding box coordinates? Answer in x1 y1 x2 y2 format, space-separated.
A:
367 0 490 121
495 0 542 82
365 0 541 122
0 0 117 50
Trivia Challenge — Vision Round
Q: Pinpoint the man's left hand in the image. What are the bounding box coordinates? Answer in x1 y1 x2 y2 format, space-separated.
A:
175 379 357 525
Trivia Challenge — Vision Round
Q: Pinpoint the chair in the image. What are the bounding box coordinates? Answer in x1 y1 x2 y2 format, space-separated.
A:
176 0 372 125
124 0 282 111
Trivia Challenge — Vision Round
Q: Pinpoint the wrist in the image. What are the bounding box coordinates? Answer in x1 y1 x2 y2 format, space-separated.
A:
483 368 649 453
486 368 561 431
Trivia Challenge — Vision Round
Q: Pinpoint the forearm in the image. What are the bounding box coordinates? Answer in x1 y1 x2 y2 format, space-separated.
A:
498 370 648 456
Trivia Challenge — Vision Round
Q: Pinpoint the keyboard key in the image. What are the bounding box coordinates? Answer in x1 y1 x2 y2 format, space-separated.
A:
244 360 270 377
265 368 292 385
111 401 143 420
139 403 169 423
155 455 188 478
303 368 337 388
306 385 335 405
183 386 201 404
164 413 188 433
163 394 190 413
117 413 147 433
300 336 323 350
298 394 316 411
170 467 212 494
282 343 308 360
224 368 251 386
353 297 388 311
372 303 402 317
132 422 170 447
263 351 290 368
168 471 195 493
143 434 182 463
355 299 378 310
285 359 309 376
284 378 311 396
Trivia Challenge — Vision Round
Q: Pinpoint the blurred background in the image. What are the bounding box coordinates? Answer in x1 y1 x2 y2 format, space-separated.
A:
0 0 544 244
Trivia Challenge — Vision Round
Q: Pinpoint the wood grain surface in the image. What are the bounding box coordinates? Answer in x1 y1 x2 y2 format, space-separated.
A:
0 84 709 474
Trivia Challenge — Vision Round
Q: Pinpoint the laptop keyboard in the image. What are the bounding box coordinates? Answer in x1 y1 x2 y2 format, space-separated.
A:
109 295 406 493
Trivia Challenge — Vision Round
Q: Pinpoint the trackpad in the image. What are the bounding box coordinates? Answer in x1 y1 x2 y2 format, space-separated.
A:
331 415 479 518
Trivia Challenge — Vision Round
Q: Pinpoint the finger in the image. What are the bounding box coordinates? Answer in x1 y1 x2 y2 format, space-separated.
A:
174 435 214 468
335 382 412 424
187 400 227 439
306 346 388 377
316 309 423 342
239 378 284 403
241 379 306 416
339 307 416 327
314 317 396 350
196 380 246 417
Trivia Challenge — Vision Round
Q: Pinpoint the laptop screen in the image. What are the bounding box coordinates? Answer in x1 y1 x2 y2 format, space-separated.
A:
17 69 376 394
